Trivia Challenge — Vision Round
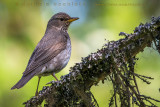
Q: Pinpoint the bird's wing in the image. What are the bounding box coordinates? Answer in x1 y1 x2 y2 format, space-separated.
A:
23 37 67 76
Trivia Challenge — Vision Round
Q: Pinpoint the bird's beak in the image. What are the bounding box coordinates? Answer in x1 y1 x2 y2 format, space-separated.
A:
67 17 79 22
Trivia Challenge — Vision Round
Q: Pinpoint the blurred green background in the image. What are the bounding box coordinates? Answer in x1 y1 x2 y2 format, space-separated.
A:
0 0 160 106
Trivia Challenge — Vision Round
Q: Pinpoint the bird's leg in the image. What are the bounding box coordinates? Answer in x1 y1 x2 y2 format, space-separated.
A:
35 76 41 96
52 73 59 81
46 73 58 85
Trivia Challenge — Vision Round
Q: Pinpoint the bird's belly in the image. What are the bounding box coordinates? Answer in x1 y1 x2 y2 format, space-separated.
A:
37 39 71 76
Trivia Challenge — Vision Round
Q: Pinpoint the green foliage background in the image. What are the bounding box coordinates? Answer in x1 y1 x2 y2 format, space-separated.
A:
0 0 160 106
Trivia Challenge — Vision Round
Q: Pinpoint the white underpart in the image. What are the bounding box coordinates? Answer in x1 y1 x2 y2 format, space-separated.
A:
40 66 46 74
48 63 55 71
37 37 71 76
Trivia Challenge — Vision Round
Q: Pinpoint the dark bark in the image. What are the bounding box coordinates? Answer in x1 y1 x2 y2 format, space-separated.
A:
24 16 160 107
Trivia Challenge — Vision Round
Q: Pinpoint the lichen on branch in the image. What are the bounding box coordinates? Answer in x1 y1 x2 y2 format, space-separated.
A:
24 16 160 107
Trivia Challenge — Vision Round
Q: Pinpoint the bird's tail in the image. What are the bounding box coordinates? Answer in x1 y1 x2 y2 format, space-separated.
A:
11 72 36 90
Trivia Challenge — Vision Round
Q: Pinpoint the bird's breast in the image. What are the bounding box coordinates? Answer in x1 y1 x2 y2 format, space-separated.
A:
37 38 71 76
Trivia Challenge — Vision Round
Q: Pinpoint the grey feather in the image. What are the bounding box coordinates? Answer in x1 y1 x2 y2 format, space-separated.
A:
11 12 78 90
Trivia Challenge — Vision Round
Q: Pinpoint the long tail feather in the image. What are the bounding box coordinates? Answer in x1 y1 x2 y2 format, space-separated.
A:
11 72 36 90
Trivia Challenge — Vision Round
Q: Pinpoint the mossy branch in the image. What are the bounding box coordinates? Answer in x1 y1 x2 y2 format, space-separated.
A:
24 16 160 107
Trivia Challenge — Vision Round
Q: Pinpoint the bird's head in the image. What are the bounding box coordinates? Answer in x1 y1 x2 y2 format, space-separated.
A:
47 12 79 31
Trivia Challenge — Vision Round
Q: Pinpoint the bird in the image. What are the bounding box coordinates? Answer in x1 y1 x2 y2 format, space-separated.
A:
11 12 79 96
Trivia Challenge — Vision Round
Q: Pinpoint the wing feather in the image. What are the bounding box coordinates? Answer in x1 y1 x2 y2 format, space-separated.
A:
23 36 67 76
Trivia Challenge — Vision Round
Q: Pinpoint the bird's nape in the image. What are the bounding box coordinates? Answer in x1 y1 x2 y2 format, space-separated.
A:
11 12 79 96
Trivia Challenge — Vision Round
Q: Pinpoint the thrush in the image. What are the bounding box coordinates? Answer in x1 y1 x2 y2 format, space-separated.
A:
11 12 79 95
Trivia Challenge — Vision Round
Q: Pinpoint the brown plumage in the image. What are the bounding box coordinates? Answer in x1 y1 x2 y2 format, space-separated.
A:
11 12 79 95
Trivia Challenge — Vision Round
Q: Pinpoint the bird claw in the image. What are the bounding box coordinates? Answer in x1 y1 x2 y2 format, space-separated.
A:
46 80 57 85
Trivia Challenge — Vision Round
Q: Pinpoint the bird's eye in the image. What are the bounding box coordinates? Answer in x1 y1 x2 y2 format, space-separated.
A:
60 18 64 21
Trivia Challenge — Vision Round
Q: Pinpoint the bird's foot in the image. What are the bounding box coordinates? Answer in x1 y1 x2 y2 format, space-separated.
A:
46 80 57 85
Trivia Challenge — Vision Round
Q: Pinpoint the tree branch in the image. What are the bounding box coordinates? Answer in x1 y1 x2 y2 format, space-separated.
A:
24 16 160 107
